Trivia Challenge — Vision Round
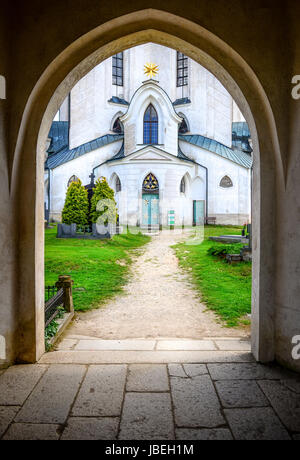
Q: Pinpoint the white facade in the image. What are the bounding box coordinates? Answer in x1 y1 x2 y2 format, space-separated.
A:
46 43 252 226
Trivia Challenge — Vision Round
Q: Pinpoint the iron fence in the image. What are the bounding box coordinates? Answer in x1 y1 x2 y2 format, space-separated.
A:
45 286 64 327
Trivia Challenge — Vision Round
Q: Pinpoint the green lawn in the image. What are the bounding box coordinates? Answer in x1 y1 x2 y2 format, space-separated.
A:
173 225 252 327
45 226 150 311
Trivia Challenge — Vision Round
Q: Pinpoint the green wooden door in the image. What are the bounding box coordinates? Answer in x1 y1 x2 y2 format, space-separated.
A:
193 200 205 226
142 194 159 226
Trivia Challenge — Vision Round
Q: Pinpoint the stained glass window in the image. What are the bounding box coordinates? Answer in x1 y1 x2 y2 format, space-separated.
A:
67 175 80 187
220 176 233 188
143 104 158 144
177 52 188 87
143 173 159 192
112 52 123 86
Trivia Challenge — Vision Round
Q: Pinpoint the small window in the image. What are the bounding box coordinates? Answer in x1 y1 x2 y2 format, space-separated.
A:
220 176 233 188
116 176 121 193
112 117 123 133
179 117 189 134
177 52 188 87
112 52 123 86
180 177 186 194
143 104 158 144
67 175 80 187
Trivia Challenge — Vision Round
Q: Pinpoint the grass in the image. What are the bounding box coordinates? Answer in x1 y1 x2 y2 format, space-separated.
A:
173 225 252 327
45 226 150 311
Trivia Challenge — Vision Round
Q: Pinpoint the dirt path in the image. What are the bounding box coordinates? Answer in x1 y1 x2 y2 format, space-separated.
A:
65 231 250 340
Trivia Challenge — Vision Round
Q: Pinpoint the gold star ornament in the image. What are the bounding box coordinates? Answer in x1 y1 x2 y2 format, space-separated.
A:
144 63 159 79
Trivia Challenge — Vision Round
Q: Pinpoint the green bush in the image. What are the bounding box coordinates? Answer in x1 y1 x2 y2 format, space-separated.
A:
207 243 243 257
90 177 117 224
61 179 89 226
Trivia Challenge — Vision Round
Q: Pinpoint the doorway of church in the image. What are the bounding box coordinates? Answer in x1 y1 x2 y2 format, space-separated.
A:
193 200 205 226
142 194 159 226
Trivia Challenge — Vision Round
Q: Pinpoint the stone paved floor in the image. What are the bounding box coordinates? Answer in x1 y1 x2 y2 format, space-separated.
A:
0 339 299 440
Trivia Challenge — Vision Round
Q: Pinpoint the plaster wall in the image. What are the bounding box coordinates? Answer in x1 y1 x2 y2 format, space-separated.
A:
69 43 237 149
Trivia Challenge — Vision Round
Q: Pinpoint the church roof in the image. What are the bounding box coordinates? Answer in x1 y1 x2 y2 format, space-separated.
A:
46 122 252 170
46 131 123 169
108 96 129 105
179 134 253 168
232 122 252 154
47 121 69 155
173 97 191 106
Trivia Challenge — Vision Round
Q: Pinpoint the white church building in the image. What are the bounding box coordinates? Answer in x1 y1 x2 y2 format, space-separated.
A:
45 43 252 227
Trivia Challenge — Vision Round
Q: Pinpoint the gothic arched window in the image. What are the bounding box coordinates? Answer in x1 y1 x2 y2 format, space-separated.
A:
116 176 121 192
143 173 159 192
67 175 80 187
220 175 233 188
112 117 123 133
143 104 158 144
179 117 189 134
180 177 186 193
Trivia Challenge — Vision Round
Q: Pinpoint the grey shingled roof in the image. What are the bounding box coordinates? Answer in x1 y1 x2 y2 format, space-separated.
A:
47 121 69 154
173 97 191 106
107 96 129 105
232 121 252 154
46 133 123 169
179 134 253 168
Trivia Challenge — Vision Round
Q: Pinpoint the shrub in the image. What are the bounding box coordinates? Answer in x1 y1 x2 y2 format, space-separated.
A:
90 177 117 224
207 244 243 257
61 179 89 226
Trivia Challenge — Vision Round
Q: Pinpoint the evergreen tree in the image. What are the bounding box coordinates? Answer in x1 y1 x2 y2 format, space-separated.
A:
61 179 89 226
90 177 117 225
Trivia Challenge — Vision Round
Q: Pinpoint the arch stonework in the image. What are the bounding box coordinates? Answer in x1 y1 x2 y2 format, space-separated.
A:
2 6 299 371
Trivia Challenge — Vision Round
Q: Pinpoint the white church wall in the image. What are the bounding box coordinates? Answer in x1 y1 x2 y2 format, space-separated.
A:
49 140 123 221
68 43 239 150
97 160 196 226
179 141 251 225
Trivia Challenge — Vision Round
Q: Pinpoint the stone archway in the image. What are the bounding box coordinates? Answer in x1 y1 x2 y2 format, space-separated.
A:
11 9 283 366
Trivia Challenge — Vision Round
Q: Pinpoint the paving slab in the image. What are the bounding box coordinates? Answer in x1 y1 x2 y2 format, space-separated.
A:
119 393 174 440
127 364 169 392
215 340 251 351
74 339 156 351
72 365 126 417
0 364 47 405
157 340 216 351
183 364 208 377
168 364 187 378
170 374 224 428
55 339 78 350
208 363 297 381
224 407 291 440
215 380 269 408
176 428 233 440
15 364 85 424
3 423 60 440
61 417 119 440
258 380 300 432
39 350 254 364
0 406 19 438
